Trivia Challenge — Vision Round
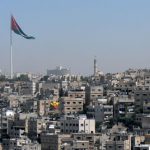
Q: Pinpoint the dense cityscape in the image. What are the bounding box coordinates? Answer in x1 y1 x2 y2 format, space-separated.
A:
0 58 149 150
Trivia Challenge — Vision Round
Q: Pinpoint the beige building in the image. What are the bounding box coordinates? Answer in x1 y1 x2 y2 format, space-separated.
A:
41 132 99 150
106 124 131 150
145 134 150 144
72 133 103 150
0 144 2 150
71 140 89 150
68 89 85 103
8 95 19 108
106 140 131 150
37 99 51 116
41 133 71 150
106 134 131 150
59 97 83 115
60 115 95 134
131 135 145 149
61 140 90 150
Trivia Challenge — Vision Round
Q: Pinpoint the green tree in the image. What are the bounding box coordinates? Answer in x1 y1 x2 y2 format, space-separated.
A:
40 75 49 81
17 74 30 81
0 75 6 81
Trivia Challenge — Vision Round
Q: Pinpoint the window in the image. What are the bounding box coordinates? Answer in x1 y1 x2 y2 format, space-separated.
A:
136 99 140 102
86 137 92 140
108 109 112 112
80 124 83 126
67 102 70 104
118 146 122 149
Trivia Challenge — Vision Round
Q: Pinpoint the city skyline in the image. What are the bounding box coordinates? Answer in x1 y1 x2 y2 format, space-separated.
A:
0 1 150 75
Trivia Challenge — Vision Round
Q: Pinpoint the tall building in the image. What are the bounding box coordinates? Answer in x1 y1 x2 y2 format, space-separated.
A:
93 57 104 77
94 57 97 77
47 66 71 76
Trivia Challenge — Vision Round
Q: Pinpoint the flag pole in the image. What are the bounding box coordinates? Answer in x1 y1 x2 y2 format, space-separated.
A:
10 15 13 79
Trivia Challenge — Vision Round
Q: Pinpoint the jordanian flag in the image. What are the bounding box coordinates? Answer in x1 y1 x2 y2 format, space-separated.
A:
11 15 35 39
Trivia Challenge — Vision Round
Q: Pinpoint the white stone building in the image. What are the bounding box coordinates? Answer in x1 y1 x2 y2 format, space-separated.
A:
60 115 95 134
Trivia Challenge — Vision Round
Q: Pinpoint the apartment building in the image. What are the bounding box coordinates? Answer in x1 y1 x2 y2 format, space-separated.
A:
87 104 113 122
85 85 104 105
41 133 71 150
28 117 47 140
37 99 51 116
60 115 95 134
106 134 131 150
59 97 83 115
135 86 150 113
68 89 85 103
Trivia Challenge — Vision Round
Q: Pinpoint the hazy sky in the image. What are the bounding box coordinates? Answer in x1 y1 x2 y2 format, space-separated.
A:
0 1 150 75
